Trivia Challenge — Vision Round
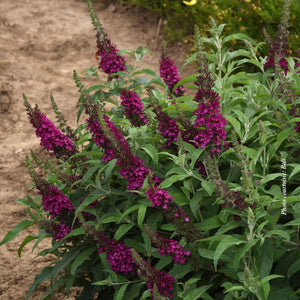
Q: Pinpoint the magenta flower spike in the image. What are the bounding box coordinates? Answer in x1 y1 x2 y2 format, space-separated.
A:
160 46 185 97
120 89 148 126
144 224 191 264
29 109 75 158
36 182 74 218
96 33 126 79
99 239 136 275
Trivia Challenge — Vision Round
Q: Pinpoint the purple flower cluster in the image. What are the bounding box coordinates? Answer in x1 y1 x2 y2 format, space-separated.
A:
153 106 182 149
220 190 247 211
160 52 185 97
158 238 191 264
192 99 227 154
87 113 129 162
50 223 72 242
264 25 289 74
120 89 148 126
38 183 74 218
144 225 190 264
99 239 136 275
265 55 289 74
96 33 126 78
87 226 136 275
138 261 174 298
36 181 74 242
30 110 75 157
146 186 174 209
120 157 150 190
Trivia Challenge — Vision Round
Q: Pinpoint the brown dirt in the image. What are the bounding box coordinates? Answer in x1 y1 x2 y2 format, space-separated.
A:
0 0 192 299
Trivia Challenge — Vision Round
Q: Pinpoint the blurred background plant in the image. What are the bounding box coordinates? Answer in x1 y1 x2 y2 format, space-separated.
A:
117 0 299 55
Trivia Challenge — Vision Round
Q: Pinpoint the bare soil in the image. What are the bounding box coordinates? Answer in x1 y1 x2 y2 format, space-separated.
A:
0 0 191 299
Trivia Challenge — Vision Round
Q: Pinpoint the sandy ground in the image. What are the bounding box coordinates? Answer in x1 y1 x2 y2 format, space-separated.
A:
0 0 191 298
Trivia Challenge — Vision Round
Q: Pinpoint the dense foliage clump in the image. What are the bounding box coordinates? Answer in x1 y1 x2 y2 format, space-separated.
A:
1 1 300 299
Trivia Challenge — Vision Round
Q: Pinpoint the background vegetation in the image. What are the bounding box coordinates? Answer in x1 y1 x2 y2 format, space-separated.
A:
118 0 300 55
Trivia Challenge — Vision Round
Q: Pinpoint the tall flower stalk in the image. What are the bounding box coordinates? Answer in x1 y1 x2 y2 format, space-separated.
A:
264 0 290 74
160 41 185 97
24 94 76 160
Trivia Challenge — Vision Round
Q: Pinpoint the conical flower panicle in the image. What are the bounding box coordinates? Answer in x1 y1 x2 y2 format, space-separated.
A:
86 225 136 275
131 249 174 299
41 220 72 242
100 239 136 275
159 45 185 97
24 95 76 159
264 1 290 74
192 99 227 154
36 181 74 218
86 103 129 162
120 89 148 126
148 90 183 150
190 49 228 154
144 224 191 264
96 32 126 79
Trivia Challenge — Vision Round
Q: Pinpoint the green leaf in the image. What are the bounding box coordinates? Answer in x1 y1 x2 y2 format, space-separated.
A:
287 258 300 279
0 219 35 246
119 204 140 221
288 163 300 181
260 274 284 286
225 115 241 137
104 158 117 182
233 239 259 271
40 275 67 300
264 230 290 241
92 280 112 286
137 205 147 229
269 127 294 154
213 236 244 271
283 218 300 226
198 215 222 231
259 240 274 278
174 73 200 90
141 144 159 168
115 283 129 300
183 284 213 300
25 266 54 300
223 33 256 45
224 285 246 293
198 248 215 260
81 163 102 184
18 235 38 258
114 224 134 241
160 174 189 189
201 180 215 196
133 69 163 85
49 248 80 280
260 173 282 185
190 147 205 169
71 247 97 275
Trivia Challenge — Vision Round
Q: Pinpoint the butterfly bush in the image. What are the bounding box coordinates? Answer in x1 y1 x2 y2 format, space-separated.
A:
2 2 300 300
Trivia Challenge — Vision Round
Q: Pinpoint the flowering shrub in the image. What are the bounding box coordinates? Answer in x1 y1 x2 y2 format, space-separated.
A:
1 1 300 299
